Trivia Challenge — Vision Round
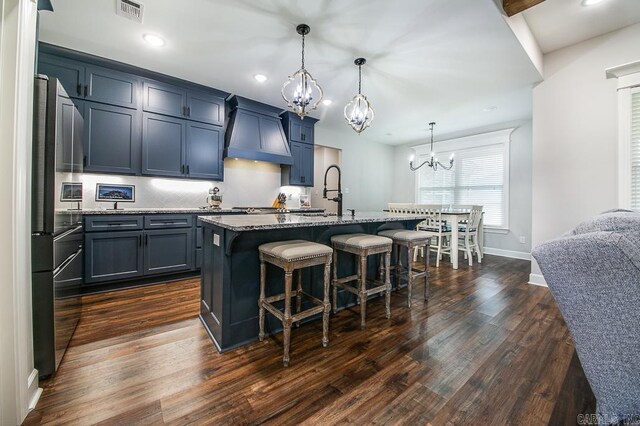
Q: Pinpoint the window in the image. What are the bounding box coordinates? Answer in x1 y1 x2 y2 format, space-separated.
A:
631 88 640 209
414 129 512 229
611 62 640 209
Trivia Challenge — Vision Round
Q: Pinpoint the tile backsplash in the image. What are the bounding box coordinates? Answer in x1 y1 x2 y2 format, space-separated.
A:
57 159 309 210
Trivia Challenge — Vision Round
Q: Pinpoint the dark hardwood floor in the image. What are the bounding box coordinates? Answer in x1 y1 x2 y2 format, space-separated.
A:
24 255 595 425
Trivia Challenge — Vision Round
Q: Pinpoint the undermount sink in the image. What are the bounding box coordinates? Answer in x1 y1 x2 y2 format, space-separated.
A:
292 212 338 217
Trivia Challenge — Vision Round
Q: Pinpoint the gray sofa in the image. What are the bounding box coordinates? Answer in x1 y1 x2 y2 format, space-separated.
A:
532 210 640 425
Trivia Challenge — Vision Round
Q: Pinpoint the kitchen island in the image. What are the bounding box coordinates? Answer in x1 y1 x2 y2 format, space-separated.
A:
198 212 426 351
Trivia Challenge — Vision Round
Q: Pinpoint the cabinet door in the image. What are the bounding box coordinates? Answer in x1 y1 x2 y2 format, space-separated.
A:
84 231 143 283
300 122 314 144
55 96 77 172
142 80 186 118
143 229 193 275
300 143 314 186
142 113 186 177
38 54 85 98
186 90 224 126
85 65 139 109
186 122 223 180
83 102 141 174
289 141 304 185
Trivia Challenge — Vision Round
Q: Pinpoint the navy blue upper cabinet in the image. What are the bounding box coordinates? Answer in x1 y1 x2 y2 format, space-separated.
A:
142 113 186 177
38 53 85 98
186 90 225 126
186 122 223 180
85 66 139 109
143 80 186 118
38 54 139 109
143 81 225 126
83 102 141 175
281 112 316 144
280 112 318 187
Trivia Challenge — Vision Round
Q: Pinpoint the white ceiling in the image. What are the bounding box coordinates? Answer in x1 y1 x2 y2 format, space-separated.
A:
523 0 640 54
39 0 541 146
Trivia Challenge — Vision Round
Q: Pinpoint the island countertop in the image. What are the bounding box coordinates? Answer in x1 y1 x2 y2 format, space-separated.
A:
198 211 427 232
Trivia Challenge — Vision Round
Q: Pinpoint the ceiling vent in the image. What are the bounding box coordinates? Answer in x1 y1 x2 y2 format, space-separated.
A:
116 0 144 24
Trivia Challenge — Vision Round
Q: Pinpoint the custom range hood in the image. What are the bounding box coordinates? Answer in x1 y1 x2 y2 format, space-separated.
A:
224 96 293 165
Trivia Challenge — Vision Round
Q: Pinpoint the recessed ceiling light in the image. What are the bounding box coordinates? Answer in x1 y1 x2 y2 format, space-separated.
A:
143 34 165 47
483 106 498 112
253 74 267 83
322 99 333 106
581 0 605 5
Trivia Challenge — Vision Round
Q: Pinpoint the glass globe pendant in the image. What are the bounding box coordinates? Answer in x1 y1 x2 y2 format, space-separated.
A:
281 24 323 118
344 58 374 134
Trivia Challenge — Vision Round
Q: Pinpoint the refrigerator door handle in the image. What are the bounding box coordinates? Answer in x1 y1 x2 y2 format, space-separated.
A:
53 225 83 243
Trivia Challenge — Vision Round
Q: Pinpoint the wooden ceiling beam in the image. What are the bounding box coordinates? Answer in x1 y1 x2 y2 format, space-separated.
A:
503 0 545 16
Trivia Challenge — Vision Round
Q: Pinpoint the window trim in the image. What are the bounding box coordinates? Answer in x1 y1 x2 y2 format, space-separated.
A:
412 128 514 230
608 61 640 209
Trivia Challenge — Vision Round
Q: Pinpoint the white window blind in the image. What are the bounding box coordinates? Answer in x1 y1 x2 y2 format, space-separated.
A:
416 142 508 228
631 89 640 209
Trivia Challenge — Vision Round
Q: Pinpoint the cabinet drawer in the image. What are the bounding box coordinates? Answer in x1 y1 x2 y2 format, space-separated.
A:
85 215 143 232
144 215 193 229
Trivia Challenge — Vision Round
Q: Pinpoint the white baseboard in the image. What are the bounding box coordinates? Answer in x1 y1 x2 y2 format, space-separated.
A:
528 273 548 287
27 369 41 411
482 247 531 260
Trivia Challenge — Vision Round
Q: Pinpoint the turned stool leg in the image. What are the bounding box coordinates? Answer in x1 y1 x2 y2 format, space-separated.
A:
395 245 401 289
332 250 338 314
283 271 293 367
359 255 368 330
322 260 331 347
406 244 414 308
259 259 266 341
385 251 391 319
295 269 303 327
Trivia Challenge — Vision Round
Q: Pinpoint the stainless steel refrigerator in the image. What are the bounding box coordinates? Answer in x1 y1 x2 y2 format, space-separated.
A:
32 75 84 379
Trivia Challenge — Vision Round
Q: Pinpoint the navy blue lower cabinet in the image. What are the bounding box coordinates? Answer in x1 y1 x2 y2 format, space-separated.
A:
83 102 141 175
142 112 186 177
143 229 193 275
186 122 223 180
84 231 144 284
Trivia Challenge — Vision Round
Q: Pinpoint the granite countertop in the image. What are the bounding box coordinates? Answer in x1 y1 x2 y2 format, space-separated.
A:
78 207 325 215
80 208 243 215
198 212 427 232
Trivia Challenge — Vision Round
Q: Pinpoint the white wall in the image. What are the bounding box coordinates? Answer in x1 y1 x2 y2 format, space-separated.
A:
530 23 640 283
391 120 533 255
0 0 39 424
315 126 395 212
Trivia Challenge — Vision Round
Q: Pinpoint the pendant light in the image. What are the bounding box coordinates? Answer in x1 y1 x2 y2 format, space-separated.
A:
281 24 323 118
344 58 374 134
409 122 455 171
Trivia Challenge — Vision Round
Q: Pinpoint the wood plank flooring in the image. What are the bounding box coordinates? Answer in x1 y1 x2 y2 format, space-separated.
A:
24 255 595 425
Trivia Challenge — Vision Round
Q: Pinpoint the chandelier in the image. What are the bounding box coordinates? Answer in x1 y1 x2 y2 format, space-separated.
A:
344 58 374 133
409 122 454 171
281 24 323 118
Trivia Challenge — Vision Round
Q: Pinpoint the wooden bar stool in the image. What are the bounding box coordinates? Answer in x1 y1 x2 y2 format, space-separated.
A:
378 229 431 307
258 240 333 367
330 233 393 329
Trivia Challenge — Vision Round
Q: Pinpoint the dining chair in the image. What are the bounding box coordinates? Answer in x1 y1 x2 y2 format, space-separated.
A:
413 204 451 267
455 205 483 265
387 203 415 213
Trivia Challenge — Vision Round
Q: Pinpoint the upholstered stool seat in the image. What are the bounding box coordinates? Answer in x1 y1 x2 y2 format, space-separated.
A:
330 233 393 329
259 240 333 367
378 229 430 307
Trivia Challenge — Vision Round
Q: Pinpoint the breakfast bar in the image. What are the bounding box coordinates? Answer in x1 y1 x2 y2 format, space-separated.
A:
198 212 425 351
